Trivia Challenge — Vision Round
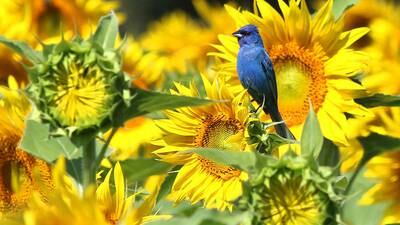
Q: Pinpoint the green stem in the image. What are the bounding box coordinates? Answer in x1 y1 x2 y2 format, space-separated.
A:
93 127 118 171
344 161 365 195
82 139 96 188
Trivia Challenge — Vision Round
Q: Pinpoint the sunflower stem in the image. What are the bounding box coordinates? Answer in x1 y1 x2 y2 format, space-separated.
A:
82 139 96 188
93 127 118 171
344 161 364 195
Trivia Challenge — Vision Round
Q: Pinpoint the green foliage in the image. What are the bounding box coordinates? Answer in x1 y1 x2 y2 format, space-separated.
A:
345 133 400 195
355 93 400 108
92 12 119 49
1 12 212 189
359 133 400 165
318 138 341 167
342 169 390 225
0 36 43 63
301 105 324 160
148 205 249 225
120 158 172 183
120 88 213 122
247 119 294 154
20 119 82 162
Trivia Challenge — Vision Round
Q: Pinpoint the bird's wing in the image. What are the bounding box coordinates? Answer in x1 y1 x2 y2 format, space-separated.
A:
260 50 278 102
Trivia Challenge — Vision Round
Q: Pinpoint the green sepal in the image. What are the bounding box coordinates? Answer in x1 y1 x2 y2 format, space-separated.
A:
301 104 324 160
247 119 295 154
92 12 119 49
0 36 44 63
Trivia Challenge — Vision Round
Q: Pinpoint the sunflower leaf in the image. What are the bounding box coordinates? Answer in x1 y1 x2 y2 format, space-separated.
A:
120 158 172 183
342 168 390 225
359 132 400 165
147 205 250 225
301 104 324 160
117 88 213 125
92 12 119 49
355 93 400 108
0 36 44 63
19 119 82 162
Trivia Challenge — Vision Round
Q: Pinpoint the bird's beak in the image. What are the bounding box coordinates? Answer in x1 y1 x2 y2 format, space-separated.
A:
232 31 243 38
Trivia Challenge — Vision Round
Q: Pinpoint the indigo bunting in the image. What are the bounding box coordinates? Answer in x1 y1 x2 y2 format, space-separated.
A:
233 24 295 140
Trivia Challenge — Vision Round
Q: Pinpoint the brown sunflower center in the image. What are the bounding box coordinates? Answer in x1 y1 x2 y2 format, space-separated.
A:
0 135 52 212
194 114 243 180
269 42 327 127
195 114 242 148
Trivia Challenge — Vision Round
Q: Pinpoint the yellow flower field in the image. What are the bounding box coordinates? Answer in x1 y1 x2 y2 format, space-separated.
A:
0 0 399 225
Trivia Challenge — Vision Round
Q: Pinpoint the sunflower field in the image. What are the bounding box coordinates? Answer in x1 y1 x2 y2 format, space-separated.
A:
0 0 399 224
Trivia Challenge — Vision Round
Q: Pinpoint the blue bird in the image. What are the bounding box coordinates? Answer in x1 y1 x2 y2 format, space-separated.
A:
233 24 295 140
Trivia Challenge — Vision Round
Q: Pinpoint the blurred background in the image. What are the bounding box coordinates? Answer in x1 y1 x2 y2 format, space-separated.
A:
122 0 259 34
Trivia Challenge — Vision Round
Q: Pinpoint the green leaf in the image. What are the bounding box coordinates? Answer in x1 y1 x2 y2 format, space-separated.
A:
359 132 400 165
92 12 119 49
147 206 249 225
0 36 43 63
301 105 323 160
342 169 390 225
120 158 172 183
345 133 400 194
19 120 82 162
318 138 340 167
119 88 213 123
355 93 400 108
188 148 257 172
332 0 358 19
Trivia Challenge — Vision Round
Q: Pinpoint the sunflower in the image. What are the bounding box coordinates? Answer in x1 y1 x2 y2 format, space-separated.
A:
4 158 166 225
153 76 251 211
240 155 342 225
97 163 167 225
338 107 400 224
193 0 236 38
139 12 213 75
0 77 52 214
360 150 400 224
211 0 370 146
23 31 129 131
7 157 110 225
339 107 400 172
122 37 167 89
344 0 400 95
107 116 162 160
0 0 38 84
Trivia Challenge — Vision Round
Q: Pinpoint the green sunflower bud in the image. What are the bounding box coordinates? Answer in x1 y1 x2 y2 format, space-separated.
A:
30 40 122 129
239 154 344 225
26 13 129 132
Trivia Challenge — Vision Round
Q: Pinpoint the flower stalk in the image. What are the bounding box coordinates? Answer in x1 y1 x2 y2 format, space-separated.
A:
82 139 97 188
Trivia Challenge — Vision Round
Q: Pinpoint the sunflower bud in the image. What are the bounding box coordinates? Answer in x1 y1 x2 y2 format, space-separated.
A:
239 155 344 225
25 13 129 131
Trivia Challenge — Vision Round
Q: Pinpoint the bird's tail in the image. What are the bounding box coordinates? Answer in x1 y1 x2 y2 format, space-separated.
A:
263 107 296 140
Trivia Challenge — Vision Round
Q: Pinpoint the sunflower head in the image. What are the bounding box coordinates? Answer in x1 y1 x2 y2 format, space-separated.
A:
154 75 252 210
0 77 52 214
212 0 370 146
21 15 130 132
239 154 343 225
